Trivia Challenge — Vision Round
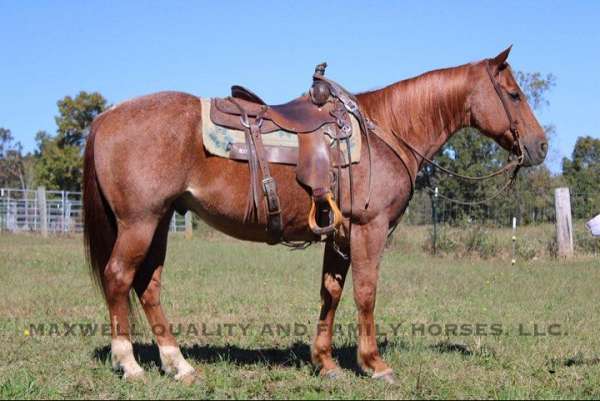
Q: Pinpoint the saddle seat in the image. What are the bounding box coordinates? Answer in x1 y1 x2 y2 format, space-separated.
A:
211 87 337 134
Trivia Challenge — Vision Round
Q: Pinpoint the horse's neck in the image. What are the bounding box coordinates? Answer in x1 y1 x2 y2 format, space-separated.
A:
357 65 473 162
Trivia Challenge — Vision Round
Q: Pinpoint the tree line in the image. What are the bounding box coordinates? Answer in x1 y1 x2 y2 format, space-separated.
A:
1 74 598 223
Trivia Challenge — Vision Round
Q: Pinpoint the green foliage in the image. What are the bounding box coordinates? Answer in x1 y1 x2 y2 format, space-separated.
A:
424 225 499 258
515 240 537 261
33 92 108 190
0 370 40 399
55 91 108 147
34 132 83 191
514 71 556 111
423 226 458 255
575 227 600 256
0 127 35 189
562 136 600 219
463 226 499 259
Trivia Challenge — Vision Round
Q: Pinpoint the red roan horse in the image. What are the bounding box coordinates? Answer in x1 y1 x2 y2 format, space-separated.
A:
83 47 547 384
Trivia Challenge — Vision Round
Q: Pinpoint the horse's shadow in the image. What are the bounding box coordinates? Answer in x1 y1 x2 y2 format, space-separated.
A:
93 339 477 376
93 339 409 375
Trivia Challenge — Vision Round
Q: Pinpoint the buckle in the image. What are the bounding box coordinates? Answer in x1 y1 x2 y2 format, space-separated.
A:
240 116 263 129
262 177 281 215
262 176 275 192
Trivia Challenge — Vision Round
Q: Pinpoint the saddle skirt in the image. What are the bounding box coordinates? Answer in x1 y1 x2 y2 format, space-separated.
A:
200 98 362 166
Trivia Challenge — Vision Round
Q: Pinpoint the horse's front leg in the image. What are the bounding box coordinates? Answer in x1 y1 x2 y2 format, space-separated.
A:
350 216 396 383
311 239 351 378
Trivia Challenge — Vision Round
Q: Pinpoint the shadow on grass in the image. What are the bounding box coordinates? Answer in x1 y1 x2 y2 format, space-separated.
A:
93 339 409 375
429 340 472 356
547 353 600 374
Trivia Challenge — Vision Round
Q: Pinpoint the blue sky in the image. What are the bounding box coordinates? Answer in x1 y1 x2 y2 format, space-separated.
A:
1 0 599 173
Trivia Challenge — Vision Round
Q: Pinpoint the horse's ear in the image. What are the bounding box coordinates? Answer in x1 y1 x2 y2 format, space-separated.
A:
490 45 512 70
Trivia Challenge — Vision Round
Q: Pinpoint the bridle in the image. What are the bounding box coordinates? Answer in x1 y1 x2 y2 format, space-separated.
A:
390 59 526 205
484 60 525 165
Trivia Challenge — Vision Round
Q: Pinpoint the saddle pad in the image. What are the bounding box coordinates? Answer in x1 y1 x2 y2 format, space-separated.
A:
200 98 361 166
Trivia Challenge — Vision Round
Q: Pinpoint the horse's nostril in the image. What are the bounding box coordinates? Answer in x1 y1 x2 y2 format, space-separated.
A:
540 142 548 155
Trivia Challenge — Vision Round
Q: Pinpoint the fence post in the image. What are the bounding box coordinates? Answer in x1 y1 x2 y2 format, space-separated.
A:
554 187 574 258
185 211 193 239
511 217 517 265
37 186 48 238
432 187 438 255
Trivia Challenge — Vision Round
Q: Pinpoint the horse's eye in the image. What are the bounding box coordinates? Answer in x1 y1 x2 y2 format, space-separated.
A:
509 92 521 101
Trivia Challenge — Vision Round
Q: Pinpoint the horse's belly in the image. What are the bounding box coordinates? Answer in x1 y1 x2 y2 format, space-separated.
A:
178 167 317 243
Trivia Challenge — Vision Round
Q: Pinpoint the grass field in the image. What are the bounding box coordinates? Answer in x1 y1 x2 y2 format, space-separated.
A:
1 230 600 399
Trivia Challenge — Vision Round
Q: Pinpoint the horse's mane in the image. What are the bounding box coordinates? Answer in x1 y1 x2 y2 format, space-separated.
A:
357 63 474 143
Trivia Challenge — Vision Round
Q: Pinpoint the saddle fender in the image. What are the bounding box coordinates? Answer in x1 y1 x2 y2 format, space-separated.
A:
295 129 332 199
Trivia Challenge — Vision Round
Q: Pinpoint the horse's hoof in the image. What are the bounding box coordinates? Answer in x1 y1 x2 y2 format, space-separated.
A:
123 370 145 382
321 368 343 380
176 370 203 386
372 369 396 385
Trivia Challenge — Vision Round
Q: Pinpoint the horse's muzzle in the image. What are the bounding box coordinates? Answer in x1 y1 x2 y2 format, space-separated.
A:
522 139 548 167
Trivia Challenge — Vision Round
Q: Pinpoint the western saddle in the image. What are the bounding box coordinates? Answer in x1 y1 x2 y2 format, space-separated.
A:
210 63 371 244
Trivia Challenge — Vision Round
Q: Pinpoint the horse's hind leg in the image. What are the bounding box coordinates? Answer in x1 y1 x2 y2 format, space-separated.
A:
104 218 159 380
133 211 200 384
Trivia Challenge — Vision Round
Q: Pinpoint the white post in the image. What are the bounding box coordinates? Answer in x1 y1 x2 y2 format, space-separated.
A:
37 186 48 238
184 212 193 239
554 187 574 258
512 217 517 265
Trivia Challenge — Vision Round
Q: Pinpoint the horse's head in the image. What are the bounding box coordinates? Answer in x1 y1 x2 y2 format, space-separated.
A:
468 46 548 166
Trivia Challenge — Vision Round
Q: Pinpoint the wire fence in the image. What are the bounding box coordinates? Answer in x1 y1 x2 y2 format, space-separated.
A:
404 189 599 227
0 188 186 234
1 187 598 235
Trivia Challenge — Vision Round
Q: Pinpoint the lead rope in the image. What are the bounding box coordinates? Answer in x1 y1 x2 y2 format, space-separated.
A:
391 128 523 207
394 131 524 181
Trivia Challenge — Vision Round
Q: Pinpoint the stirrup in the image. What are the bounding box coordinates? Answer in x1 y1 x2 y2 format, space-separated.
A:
308 193 343 236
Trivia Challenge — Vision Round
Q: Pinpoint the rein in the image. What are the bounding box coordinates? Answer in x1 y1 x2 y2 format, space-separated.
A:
388 59 525 206
395 133 523 181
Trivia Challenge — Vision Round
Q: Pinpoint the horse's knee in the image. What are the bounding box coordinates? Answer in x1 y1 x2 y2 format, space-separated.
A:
354 286 376 312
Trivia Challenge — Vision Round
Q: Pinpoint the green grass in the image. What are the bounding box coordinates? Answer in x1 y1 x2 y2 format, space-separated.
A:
1 231 600 399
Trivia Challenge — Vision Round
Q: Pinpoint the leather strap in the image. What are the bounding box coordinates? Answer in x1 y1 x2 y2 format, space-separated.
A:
313 73 373 209
484 61 524 159
247 116 283 243
227 98 283 242
230 143 346 166
230 144 298 165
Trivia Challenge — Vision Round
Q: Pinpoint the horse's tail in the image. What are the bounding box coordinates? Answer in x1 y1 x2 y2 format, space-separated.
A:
83 123 116 303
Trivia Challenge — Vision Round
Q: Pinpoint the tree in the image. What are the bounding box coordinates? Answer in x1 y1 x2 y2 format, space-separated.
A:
515 71 556 111
34 92 108 190
34 131 83 191
55 91 108 147
0 128 28 189
562 136 600 219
